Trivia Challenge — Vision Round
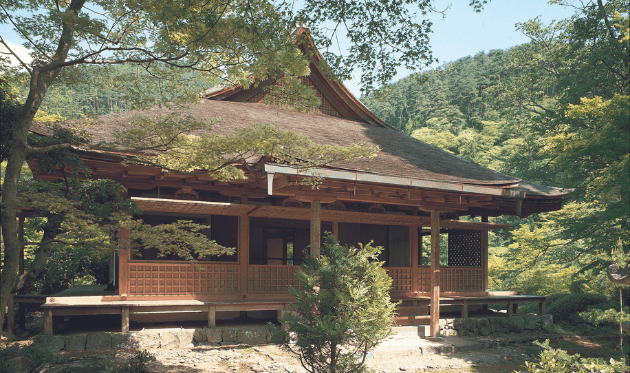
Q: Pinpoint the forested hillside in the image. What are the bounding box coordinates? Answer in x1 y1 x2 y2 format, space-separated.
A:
363 1 629 304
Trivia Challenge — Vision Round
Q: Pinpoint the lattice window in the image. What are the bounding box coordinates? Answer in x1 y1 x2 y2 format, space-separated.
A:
388 268 412 292
128 264 239 295
447 230 482 267
247 76 342 118
248 265 301 294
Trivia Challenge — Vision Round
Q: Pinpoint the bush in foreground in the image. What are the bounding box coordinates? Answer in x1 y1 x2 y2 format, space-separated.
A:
276 233 397 373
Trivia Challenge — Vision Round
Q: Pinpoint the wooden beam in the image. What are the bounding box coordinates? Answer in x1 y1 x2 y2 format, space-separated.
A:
332 221 339 239
430 211 441 337
310 200 321 256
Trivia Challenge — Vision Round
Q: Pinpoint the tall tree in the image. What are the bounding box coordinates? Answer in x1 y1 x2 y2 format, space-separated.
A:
497 0 629 279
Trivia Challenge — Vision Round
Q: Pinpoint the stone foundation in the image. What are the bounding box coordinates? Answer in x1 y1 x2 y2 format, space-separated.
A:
439 314 553 336
32 325 273 352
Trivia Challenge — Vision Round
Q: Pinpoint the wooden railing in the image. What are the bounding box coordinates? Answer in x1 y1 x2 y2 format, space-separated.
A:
416 266 483 293
440 267 483 292
387 268 413 292
125 262 483 296
248 265 301 294
128 262 239 295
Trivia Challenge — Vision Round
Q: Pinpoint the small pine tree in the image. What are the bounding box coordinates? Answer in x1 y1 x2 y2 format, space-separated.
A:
279 233 397 373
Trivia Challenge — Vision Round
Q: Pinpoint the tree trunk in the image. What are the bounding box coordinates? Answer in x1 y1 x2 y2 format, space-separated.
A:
0 0 85 332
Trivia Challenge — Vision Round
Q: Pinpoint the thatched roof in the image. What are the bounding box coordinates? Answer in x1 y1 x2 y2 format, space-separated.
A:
32 99 568 198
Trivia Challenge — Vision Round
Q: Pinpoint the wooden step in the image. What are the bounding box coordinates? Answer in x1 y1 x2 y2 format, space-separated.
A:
394 315 430 326
395 306 429 316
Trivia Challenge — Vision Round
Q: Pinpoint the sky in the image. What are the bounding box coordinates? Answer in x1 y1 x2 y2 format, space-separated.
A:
0 0 576 97
343 0 576 96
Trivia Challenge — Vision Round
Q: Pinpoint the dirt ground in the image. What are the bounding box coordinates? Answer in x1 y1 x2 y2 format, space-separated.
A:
6 331 555 373
1 311 565 373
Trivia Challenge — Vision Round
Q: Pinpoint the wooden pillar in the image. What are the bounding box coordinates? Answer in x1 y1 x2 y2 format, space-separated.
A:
44 308 53 335
539 300 546 316
481 216 489 293
7 294 15 335
332 221 339 240
310 200 321 256
208 304 217 327
461 300 469 318
430 211 441 337
118 229 130 296
121 306 130 332
410 225 419 294
507 300 514 318
239 213 250 296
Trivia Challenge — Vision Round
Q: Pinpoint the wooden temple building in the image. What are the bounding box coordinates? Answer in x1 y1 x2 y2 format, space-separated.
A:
23 29 569 337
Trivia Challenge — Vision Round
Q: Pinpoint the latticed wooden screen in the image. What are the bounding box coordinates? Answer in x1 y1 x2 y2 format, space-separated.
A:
247 77 342 118
128 263 239 295
441 267 483 292
248 265 301 294
447 230 482 267
387 268 412 292
416 266 482 293
417 267 431 292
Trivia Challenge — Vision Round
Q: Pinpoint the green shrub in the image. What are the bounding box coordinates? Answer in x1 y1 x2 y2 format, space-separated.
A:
0 343 67 373
275 233 397 373
547 293 608 326
515 340 626 373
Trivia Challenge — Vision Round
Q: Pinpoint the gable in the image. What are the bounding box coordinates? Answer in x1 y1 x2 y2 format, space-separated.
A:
245 76 342 118
206 28 388 127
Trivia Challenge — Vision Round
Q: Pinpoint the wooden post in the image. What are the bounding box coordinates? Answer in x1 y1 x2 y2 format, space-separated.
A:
430 211 441 337
44 308 53 335
310 200 321 256
507 301 514 318
461 300 469 318
118 229 130 296
410 225 419 294
332 221 339 239
121 306 130 332
539 300 546 316
239 213 250 296
7 294 15 335
481 216 489 293
208 304 216 327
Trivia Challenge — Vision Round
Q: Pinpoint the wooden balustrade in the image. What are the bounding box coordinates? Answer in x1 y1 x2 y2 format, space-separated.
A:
387 268 413 292
125 262 483 296
415 266 483 294
248 265 301 294
128 262 239 295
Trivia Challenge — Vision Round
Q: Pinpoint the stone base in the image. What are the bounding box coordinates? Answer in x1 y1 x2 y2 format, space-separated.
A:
439 314 553 337
32 324 274 352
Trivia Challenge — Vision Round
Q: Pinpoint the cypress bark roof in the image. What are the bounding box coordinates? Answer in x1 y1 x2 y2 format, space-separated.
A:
32 98 567 197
